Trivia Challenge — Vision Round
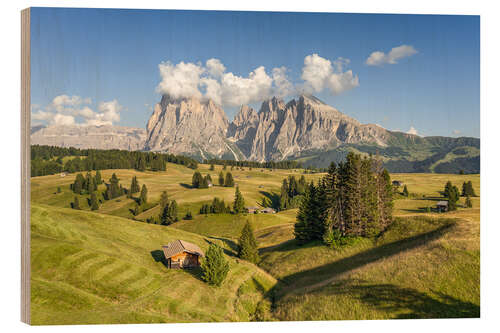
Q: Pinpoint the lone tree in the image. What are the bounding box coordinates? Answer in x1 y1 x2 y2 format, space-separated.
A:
159 191 169 211
106 173 122 199
447 185 460 211
139 184 148 205
238 221 260 264
218 172 225 186
403 185 409 197
72 196 81 210
224 172 234 187
130 176 140 194
233 186 245 214
209 163 215 171
201 244 229 287
90 191 99 211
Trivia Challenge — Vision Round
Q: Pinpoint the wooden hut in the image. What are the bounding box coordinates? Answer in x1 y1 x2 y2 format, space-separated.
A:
162 240 205 269
260 207 276 214
436 201 449 213
246 206 259 214
392 180 403 187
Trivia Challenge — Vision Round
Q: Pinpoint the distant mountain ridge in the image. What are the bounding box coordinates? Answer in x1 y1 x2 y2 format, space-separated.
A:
30 94 480 173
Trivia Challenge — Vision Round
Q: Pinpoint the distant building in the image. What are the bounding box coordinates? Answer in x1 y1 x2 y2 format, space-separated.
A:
60 172 67 177
246 206 259 214
207 180 213 187
162 240 204 269
260 207 276 214
392 180 403 187
436 201 449 213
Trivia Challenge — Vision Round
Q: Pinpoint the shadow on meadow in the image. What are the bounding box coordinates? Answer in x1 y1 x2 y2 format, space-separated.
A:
268 222 456 298
259 191 280 210
302 280 479 318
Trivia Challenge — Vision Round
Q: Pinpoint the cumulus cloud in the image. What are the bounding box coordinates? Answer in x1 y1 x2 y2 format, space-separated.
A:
366 45 417 66
156 54 359 107
301 54 359 95
407 126 419 135
31 95 122 127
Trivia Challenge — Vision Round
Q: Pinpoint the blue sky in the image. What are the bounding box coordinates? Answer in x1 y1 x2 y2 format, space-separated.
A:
30 8 479 138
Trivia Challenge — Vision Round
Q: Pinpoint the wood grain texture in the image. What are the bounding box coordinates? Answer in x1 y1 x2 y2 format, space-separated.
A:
21 7 31 325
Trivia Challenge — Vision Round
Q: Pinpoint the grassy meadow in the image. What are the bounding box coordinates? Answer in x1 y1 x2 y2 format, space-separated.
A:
30 162 480 323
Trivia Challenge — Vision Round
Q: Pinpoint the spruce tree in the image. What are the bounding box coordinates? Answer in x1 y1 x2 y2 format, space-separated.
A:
224 172 234 187
233 186 245 214
108 173 121 199
192 171 203 188
95 170 102 184
72 196 81 210
280 178 290 210
238 221 260 264
465 195 472 208
168 200 178 222
444 181 453 198
403 185 409 197
85 172 92 193
223 163 227 171
201 244 229 287
159 191 169 212
139 184 148 205
130 176 140 194
72 173 85 194
448 185 460 211
184 211 193 220
210 164 215 171
90 191 99 210
218 172 225 186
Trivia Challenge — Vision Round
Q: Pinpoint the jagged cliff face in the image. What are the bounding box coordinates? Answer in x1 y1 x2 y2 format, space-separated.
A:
228 95 390 161
30 125 147 151
144 95 236 159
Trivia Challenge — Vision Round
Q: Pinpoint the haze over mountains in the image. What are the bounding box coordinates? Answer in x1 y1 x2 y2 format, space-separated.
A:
31 95 480 173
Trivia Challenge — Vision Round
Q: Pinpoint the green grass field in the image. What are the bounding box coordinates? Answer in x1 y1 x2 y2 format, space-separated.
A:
30 163 480 323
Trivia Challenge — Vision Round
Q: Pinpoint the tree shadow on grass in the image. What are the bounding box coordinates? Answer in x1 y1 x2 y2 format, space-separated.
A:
150 250 168 269
270 223 455 298
259 191 280 210
179 183 194 189
303 279 479 319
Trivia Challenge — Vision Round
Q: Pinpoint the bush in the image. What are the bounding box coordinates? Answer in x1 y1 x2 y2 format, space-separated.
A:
183 211 193 220
201 244 230 287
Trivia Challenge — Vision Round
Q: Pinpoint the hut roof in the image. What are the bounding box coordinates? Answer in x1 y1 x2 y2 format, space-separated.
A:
436 201 448 206
162 240 204 259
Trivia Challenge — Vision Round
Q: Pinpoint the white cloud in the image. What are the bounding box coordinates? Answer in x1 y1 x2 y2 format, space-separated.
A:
301 54 359 95
407 126 419 135
453 129 461 135
31 95 122 127
156 61 204 100
366 45 418 66
206 58 226 79
156 55 359 107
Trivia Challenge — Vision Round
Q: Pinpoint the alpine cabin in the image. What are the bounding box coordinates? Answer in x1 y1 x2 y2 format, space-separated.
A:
162 240 205 269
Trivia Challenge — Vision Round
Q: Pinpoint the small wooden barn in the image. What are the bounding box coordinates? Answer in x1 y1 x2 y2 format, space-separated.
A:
392 180 403 187
436 201 449 212
246 206 259 214
260 207 276 214
162 240 205 269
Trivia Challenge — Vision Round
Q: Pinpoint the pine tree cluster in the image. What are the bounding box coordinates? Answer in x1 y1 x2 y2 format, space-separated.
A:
294 153 394 245
461 181 477 197
444 181 460 211
192 171 213 188
279 175 307 210
200 197 231 214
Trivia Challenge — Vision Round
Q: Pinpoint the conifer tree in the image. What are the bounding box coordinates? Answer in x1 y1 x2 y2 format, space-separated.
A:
448 185 460 211
233 186 246 214
57 186 61 193
223 163 227 170
130 176 140 194
465 195 472 208
238 221 260 263
444 181 453 198
95 170 102 185
201 244 229 287
168 200 178 222
85 172 92 193
403 185 409 197
72 173 85 194
218 172 225 186
159 191 169 212
139 184 148 205
107 173 121 199
184 211 193 220
280 178 290 210
224 172 234 187
210 164 215 171
90 191 99 210
72 196 81 210
192 171 203 188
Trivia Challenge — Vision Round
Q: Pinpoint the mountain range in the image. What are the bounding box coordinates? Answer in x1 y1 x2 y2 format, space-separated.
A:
31 95 480 173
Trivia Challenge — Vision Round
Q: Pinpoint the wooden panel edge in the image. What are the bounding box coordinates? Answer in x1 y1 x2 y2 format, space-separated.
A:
21 7 31 325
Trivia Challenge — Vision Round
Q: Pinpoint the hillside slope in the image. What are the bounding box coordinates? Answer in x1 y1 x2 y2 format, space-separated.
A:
30 204 276 325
